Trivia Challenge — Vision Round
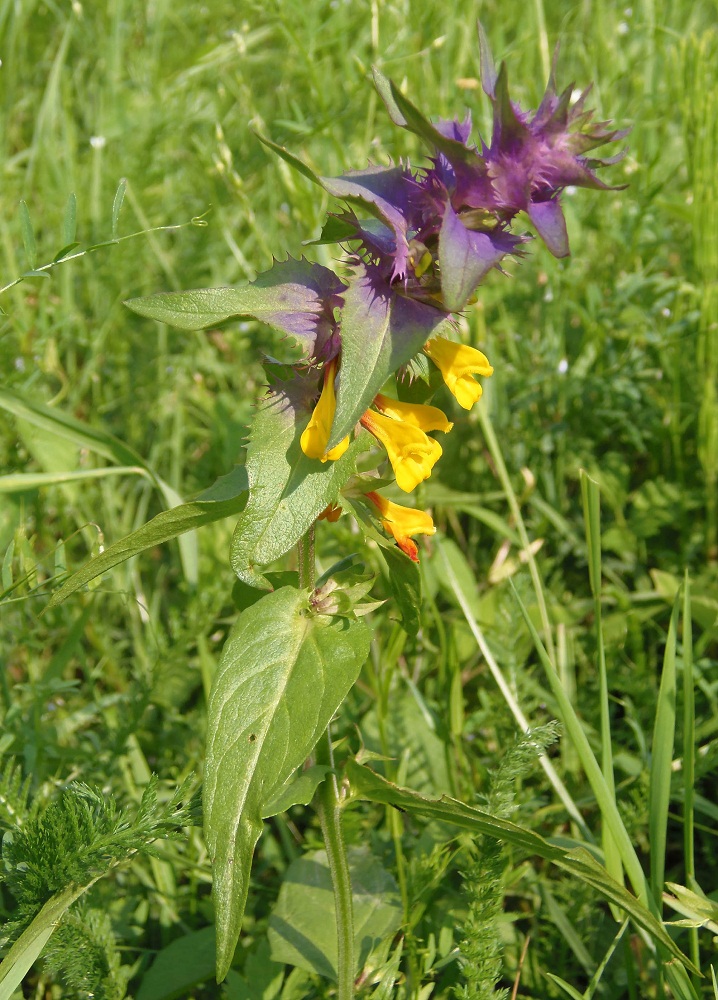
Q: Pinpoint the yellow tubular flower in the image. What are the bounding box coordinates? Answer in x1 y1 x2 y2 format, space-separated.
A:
300 357 350 462
374 393 454 433
365 491 436 562
424 337 493 410
360 409 442 493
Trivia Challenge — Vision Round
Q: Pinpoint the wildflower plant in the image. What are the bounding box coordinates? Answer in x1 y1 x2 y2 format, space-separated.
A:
43 22 686 998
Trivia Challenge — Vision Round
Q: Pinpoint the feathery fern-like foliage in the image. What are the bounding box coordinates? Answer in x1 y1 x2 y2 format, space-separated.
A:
42 904 131 1000
454 724 560 999
0 773 193 941
0 759 30 831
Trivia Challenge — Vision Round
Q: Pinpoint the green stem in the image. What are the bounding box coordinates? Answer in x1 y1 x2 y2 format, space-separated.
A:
298 525 316 590
301 525 353 998
315 728 355 1000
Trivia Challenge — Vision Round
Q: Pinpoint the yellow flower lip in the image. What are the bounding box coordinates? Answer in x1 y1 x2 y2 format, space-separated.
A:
374 394 453 434
360 409 442 493
300 357 350 462
365 490 436 562
424 336 493 410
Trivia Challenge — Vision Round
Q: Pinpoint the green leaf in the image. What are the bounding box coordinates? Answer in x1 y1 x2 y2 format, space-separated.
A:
19 200 37 270
509 580 652 909
136 926 217 1000
544 974 586 1000
267 846 401 980
0 465 148 493
379 545 421 637
111 178 127 238
204 587 370 981
649 595 679 905
0 387 148 470
664 960 701 1000
0 387 202 586
370 939 404 999
48 473 248 606
328 264 449 449
255 132 325 187
0 885 86 1000
52 242 80 263
63 192 77 246
345 760 696 972
261 765 332 818
230 372 367 588
372 70 478 165
126 258 343 359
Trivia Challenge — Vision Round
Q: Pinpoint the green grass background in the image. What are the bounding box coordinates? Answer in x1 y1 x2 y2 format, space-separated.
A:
2 0 718 996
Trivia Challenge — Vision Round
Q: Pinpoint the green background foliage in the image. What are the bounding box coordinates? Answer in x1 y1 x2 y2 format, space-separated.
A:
2 0 718 996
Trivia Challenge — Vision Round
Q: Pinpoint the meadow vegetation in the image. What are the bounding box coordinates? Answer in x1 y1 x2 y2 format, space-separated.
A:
1 0 717 997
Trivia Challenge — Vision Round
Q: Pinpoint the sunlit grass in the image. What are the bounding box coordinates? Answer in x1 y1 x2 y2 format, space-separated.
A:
1 0 717 996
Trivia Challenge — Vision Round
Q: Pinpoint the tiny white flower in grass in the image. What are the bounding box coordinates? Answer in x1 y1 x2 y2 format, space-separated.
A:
662 307 671 318
558 358 569 374
14 357 25 371
618 21 629 35
90 135 106 150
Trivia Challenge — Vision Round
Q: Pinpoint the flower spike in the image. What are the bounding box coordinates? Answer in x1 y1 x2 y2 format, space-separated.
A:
300 357 350 462
424 337 493 410
365 491 436 562
360 410 442 493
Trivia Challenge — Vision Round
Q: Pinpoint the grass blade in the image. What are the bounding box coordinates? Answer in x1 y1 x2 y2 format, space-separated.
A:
581 470 623 902
509 579 651 907
18 200 37 270
436 537 592 840
649 595 679 907
682 573 700 982
111 178 127 238
63 191 77 245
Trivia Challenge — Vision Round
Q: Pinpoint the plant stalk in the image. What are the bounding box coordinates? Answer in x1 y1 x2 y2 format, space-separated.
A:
315 728 355 1000
301 525 354 998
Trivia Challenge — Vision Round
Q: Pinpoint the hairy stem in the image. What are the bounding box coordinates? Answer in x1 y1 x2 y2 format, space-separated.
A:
302 525 354 998
315 728 354 1000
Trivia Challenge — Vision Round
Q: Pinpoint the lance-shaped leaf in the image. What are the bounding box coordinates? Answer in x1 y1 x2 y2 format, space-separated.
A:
231 371 367 588
258 133 416 278
126 258 344 360
345 761 697 974
48 467 249 606
372 69 480 168
327 264 450 450
438 202 520 311
204 587 371 981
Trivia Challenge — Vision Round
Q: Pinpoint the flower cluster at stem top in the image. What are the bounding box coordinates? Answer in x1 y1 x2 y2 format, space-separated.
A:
279 24 624 561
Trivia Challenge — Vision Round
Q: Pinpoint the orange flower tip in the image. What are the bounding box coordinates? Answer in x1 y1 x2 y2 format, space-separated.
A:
317 502 342 522
396 536 420 561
